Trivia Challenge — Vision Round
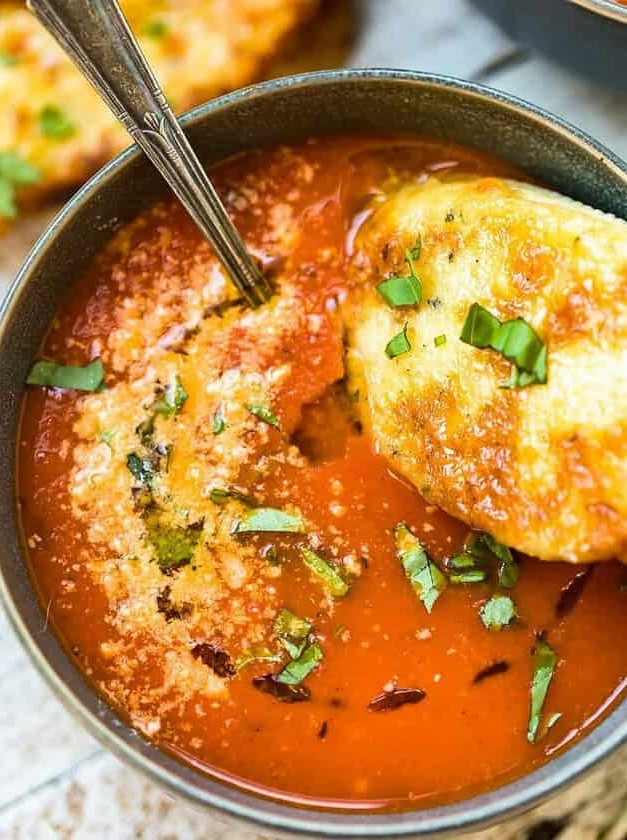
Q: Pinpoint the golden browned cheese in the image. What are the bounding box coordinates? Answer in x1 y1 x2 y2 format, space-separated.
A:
346 176 627 564
0 0 318 228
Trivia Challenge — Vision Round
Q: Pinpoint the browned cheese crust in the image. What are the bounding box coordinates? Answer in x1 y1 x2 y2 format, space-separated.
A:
346 176 627 564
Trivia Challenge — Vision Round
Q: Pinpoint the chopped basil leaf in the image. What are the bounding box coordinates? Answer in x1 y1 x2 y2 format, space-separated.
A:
209 487 254 506
235 647 282 672
100 429 114 449
546 712 562 731
153 375 188 416
212 405 226 435
464 532 519 588
145 512 203 572
377 274 421 308
490 542 519 588
246 402 280 429
385 323 411 359
395 523 447 613
26 358 104 392
0 49 18 66
274 608 312 659
144 19 168 37
0 151 38 218
460 303 547 388
480 594 517 630
233 507 304 534
126 452 156 487
0 152 41 184
434 334 447 347
277 642 323 685
300 547 349 597
39 104 76 140
377 241 422 308
527 638 558 743
450 569 488 585
408 235 421 261
501 362 546 390
0 179 16 218
136 414 155 446
447 552 479 571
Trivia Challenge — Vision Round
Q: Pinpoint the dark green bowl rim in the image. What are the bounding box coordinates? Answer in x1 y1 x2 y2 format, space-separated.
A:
1 69 625 837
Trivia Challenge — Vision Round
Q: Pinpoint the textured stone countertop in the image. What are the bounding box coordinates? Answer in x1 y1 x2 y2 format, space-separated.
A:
1 1 625 837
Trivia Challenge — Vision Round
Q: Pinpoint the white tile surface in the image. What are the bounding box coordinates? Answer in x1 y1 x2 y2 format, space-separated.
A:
1 1 625 837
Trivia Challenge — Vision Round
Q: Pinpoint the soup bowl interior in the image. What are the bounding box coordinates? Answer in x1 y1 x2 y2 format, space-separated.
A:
1 70 626 837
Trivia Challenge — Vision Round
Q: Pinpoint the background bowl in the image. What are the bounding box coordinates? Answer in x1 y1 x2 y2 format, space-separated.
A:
1 69 626 837
472 0 627 91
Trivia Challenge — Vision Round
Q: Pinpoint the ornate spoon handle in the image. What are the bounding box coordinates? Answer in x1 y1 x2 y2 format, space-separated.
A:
27 0 272 308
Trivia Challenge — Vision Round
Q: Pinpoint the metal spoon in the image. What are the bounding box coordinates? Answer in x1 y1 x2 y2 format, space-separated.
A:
27 0 273 308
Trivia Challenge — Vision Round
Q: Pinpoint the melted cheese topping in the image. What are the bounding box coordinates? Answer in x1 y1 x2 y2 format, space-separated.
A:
347 176 627 564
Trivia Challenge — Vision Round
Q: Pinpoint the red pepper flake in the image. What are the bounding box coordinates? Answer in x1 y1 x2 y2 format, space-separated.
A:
556 567 592 618
367 687 426 712
191 643 236 678
252 674 311 703
473 660 510 684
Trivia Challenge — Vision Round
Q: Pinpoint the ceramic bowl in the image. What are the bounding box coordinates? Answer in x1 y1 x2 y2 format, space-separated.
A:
1 69 625 837
472 0 627 90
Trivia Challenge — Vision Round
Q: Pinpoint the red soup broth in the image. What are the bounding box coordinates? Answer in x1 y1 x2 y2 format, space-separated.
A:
18 135 626 811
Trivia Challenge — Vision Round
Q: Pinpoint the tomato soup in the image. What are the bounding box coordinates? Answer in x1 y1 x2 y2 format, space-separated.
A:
18 135 627 811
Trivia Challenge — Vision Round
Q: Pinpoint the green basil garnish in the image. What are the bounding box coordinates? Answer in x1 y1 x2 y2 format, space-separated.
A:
300 547 349 597
235 647 282 672
473 533 519 588
152 375 188 416
212 406 226 435
39 104 76 140
144 511 203 572
0 151 40 184
377 274 421 308
277 642 323 685
460 302 547 388
209 487 253 506
232 507 304 534
246 402 280 429
26 358 104 392
453 532 519 588
395 523 447 613
274 608 312 659
385 323 411 359
480 594 517 630
100 429 115 448
528 638 558 743
434 334 447 347
144 19 168 37
126 452 156 487
450 569 488 585
0 49 18 66
0 151 41 219
377 236 422 309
